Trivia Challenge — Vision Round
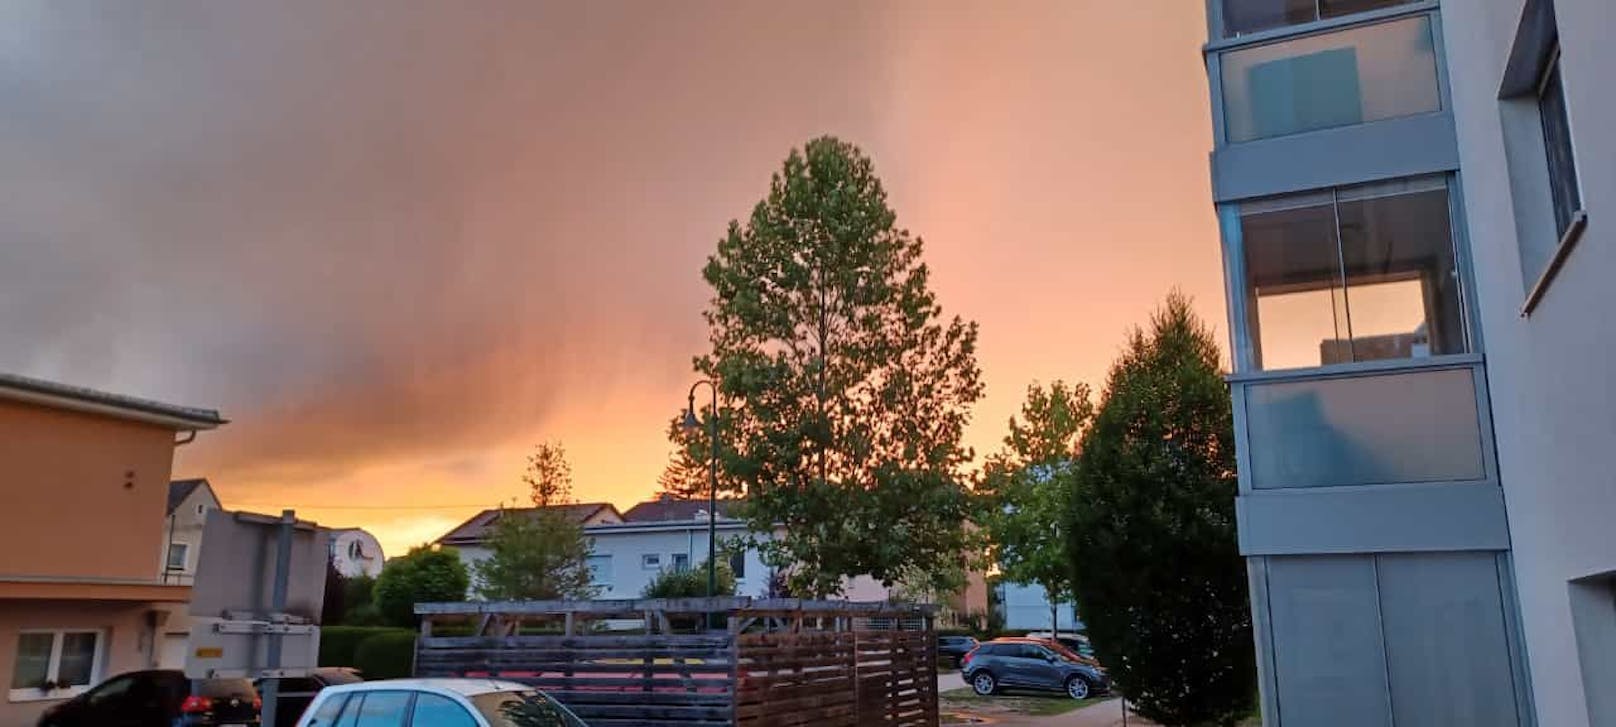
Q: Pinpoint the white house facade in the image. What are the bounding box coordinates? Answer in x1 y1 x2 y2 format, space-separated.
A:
1200 0 1612 724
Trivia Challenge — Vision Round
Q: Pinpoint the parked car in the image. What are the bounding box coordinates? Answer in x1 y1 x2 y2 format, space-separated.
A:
256 668 363 727
37 670 260 727
1023 631 1096 658
292 678 587 727
1001 636 1101 667
961 641 1110 700
937 635 980 668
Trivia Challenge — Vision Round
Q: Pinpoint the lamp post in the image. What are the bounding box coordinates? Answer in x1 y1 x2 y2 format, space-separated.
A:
682 379 720 601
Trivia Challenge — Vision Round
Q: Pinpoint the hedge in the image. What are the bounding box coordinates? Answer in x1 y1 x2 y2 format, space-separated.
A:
353 631 419 680
320 626 414 672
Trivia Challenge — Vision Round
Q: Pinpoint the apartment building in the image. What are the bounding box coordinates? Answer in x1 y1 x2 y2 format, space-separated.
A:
1200 1 1610 725
0 374 223 725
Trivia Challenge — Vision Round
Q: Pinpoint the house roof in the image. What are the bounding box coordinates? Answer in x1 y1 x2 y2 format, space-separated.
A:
0 372 225 430
167 478 209 515
437 503 621 546
621 498 740 523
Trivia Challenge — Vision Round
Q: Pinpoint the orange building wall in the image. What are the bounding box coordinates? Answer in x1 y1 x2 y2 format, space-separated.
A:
0 399 177 582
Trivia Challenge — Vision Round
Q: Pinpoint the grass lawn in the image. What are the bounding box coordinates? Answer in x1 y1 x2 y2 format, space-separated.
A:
940 686 1107 719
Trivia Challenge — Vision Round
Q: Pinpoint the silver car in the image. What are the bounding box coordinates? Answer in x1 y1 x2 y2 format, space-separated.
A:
292 678 587 727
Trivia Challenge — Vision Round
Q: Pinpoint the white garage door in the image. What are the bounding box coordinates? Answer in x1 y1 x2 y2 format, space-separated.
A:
160 634 188 670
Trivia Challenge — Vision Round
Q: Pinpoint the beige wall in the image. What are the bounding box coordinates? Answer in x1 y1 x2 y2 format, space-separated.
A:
0 399 177 582
0 600 155 727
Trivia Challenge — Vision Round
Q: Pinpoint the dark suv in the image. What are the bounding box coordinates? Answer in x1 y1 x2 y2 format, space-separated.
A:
961 641 1109 700
38 670 260 726
937 635 979 668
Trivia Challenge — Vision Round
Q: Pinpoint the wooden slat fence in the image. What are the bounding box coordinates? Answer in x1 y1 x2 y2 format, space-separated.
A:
413 598 937 727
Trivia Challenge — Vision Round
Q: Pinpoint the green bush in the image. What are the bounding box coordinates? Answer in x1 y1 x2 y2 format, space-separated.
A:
320 626 413 669
353 631 418 680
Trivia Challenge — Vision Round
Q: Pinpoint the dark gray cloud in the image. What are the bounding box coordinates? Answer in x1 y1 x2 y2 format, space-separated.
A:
0 0 895 481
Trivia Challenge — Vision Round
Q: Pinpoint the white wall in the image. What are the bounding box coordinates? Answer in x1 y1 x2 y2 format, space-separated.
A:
450 524 772 600
999 581 1081 632
1443 2 1616 724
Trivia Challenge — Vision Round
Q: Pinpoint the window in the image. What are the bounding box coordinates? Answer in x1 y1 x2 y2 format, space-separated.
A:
8 630 103 701
1498 0 1585 309
1220 15 1440 143
352 691 412 727
1538 51 1582 240
308 693 350 725
1223 0 1418 37
411 693 478 727
729 550 746 580
672 553 690 572
166 543 189 571
1240 176 1465 370
641 554 661 570
196 503 207 517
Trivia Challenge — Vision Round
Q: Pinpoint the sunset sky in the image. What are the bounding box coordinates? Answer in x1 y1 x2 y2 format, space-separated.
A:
0 1 1223 556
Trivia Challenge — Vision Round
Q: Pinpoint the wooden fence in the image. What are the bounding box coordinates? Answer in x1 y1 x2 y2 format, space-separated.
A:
414 598 938 727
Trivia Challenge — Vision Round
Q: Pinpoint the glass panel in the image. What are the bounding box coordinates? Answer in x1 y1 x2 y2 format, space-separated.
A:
1223 0 1418 36
1377 552 1519 726
1222 16 1440 142
411 693 478 727
1224 0 1316 36
10 633 53 689
1540 59 1582 237
1336 181 1464 361
729 550 746 579
354 691 412 727
166 543 188 570
1267 556 1391 727
1241 196 1347 370
1245 368 1486 488
56 632 98 688
672 553 690 572
311 693 349 724
1319 0 1416 20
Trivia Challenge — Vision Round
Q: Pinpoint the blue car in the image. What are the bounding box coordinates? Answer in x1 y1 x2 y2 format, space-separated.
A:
961 640 1110 700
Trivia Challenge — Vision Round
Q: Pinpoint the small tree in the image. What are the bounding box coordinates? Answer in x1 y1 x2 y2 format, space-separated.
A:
474 442 600 600
1068 293 1255 726
373 545 470 627
697 136 982 597
473 511 599 601
980 381 1093 635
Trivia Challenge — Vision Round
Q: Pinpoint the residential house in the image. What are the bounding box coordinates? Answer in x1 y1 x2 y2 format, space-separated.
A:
328 528 386 579
438 498 986 607
156 479 223 669
0 374 223 725
1201 0 1611 724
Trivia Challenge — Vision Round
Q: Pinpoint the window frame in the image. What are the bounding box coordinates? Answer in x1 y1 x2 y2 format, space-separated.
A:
1519 45 1588 315
640 554 661 571
7 629 106 702
1230 174 1472 373
671 553 690 573
1209 0 1434 42
166 542 190 572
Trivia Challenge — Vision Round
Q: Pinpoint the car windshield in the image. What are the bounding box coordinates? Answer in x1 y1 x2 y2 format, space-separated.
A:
471 689 588 727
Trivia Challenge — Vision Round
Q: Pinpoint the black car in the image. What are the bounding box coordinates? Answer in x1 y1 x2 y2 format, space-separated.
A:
38 670 260 726
961 641 1110 700
937 635 980 668
255 667 363 727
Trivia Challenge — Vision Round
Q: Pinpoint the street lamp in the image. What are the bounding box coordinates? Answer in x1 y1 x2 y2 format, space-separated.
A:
682 379 720 602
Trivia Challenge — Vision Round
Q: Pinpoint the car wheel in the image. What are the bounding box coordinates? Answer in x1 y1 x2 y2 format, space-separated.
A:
1066 675 1092 700
971 672 997 696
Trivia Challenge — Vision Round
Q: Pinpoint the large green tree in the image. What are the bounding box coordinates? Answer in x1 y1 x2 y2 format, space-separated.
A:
474 442 600 600
980 381 1093 634
697 136 982 597
1068 293 1255 726
373 545 469 627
